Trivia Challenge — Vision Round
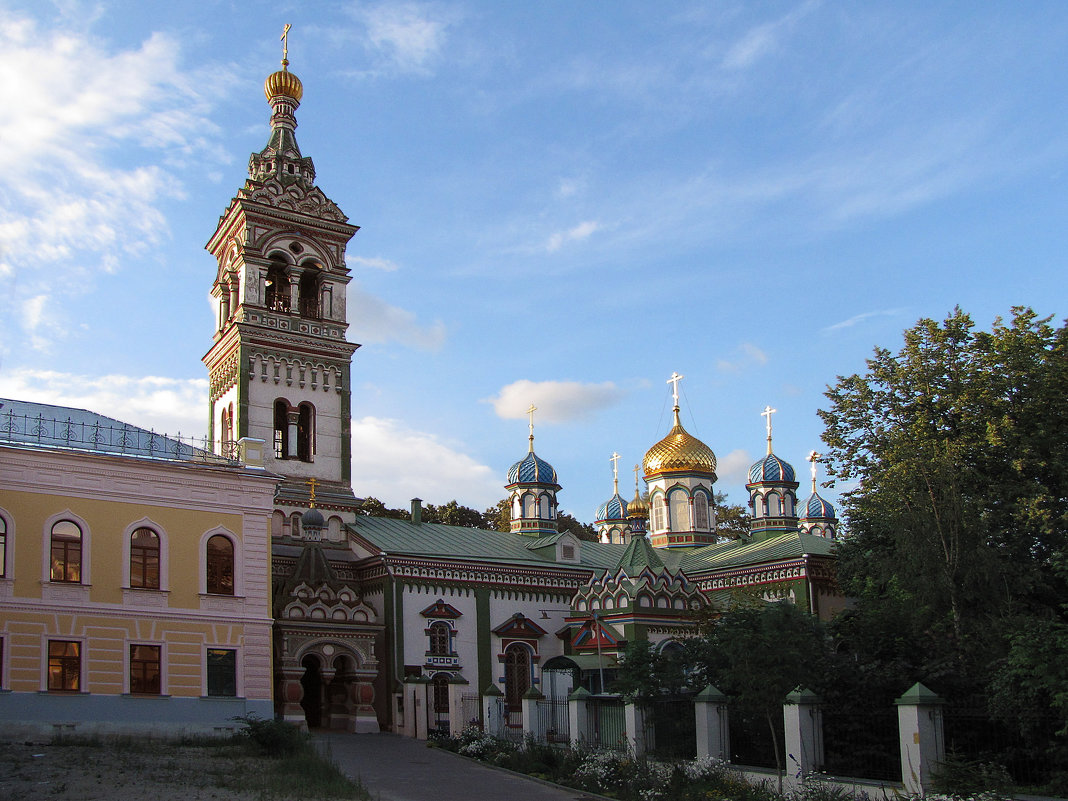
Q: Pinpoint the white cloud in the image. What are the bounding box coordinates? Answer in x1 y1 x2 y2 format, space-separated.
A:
485 379 626 423
722 1 818 71
0 12 227 352
0 367 208 438
350 256 400 272
545 220 600 252
347 286 447 350
717 448 753 488
716 342 768 372
351 3 454 76
350 416 501 508
822 308 907 334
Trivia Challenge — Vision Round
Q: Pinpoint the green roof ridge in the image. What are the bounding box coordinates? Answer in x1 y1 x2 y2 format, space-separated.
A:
615 533 665 574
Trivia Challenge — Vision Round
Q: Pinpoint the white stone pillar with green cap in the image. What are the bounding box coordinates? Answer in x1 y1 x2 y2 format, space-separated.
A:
624 700 647 758
483 683 504 737
784 687 823 780
568 686 591 747
895 682 945 795
522 686 545 741
447 675 469 737
694 685 730 761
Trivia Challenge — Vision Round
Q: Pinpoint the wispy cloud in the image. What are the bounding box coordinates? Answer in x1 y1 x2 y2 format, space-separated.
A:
722 1 819 71
822 308 908 334
716 342 768 373
350 415 500 507
0 367 208 437
350 256 400 272
545 220 600 252
717 448 754 489
0 11 229 353
347 286 447 350
485 379 626 423
345 2 456 77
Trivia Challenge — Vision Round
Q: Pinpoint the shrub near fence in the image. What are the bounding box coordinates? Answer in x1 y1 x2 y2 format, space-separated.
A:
642 695 697 760
728 703 781 770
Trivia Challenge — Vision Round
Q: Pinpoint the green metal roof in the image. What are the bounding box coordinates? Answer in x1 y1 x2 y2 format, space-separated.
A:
349 517 626 570
614 533 666 575
679 531 836 573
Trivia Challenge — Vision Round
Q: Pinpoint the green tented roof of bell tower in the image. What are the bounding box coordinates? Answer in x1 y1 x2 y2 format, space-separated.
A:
615 533 665 575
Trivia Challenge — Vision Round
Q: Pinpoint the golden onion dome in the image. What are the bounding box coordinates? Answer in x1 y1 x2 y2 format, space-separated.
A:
265 67 303 102
627 488 650 519
643 408 717 477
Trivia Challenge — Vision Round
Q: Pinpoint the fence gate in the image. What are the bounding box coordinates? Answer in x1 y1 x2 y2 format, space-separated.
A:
586 695 626 750
461 693 481 730
495 697 524 743
538 697 570 744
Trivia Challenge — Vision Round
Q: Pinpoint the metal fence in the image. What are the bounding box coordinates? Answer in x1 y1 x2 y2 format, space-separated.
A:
822 707 901 781
494 699 524 743
586 695 627 751
728 702 783 770
642 695 696 760
461 693 481 730
943 704 1066 789
538 697 570 744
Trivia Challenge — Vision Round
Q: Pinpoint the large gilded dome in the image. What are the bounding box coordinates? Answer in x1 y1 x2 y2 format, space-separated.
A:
265 67 303 102
643 408 717 478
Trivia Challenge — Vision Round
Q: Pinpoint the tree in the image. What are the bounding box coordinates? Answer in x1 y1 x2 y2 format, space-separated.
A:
355 497 409 520
556 510 598 542
820 307 1068 687
685 601 828 785
484 498 511 533
714 491 752 539
423 500 487 528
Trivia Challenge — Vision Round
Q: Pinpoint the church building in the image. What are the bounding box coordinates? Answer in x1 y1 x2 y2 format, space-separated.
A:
0 38 843 738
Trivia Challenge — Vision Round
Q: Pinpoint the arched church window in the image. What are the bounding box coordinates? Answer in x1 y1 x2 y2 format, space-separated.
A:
428 622 451 656
539 494 550 518
512 497 521 519
651 496 666 532
265 261 289 312
432 673 450 714
768 493 781 517
503 644 531 713
523 494 536 518
298 267 321 320
274 399 289 459
670 490 689 531
693 493 710 530
205 535 234 595
297 403 315 462
130 527 160 590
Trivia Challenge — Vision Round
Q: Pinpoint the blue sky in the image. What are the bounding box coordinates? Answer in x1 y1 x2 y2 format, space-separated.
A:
2 1 1067 524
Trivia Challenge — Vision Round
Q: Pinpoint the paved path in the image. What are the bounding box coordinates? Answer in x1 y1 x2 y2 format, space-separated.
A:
316 732 599 801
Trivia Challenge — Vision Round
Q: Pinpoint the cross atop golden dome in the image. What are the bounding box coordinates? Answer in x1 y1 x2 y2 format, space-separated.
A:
265 23 303 103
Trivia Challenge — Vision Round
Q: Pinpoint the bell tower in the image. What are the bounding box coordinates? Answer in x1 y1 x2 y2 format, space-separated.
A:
203 33 361 527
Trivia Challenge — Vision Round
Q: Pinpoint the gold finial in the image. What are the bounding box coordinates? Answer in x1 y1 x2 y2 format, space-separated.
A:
307 477 318 508
281 23 291 69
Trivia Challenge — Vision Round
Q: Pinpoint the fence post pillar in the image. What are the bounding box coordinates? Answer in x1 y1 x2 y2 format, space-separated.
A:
896 682 945 796
624 700 647 758
447 675 469 737
401 677 419 738
695 684 729 762
784 687 823 785
523 687 545 742
568 686 590 747
483 683 504 737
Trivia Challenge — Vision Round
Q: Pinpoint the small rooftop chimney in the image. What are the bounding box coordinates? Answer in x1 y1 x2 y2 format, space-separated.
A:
411 498 423 525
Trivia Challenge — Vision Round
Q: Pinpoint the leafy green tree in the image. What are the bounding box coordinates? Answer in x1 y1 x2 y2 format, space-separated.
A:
484 498 511 533
556 510 598 541
611 640 688 700
356 496 409 519
685 602 828 782
820 307 1068 680
714 491 752 539
423 500 487 528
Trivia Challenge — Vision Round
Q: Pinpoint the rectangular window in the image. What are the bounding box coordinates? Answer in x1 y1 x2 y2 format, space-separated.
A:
48 640 80 691
130 644 161 694
206 648 237 697
0 515 7 577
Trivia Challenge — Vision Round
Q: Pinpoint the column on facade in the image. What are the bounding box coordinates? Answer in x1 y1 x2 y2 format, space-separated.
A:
277 664 306 728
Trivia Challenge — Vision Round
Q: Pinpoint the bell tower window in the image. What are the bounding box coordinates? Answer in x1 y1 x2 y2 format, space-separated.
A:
297 402 315 462
298 267 321 319
274 399 290 459
265 261 290 313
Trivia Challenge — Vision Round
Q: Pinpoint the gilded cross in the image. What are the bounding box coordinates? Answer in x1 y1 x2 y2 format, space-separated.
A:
633 463 641 491
610 452 620 493
761 405 777 455
281 23 291 67
807 450 821 492
307 476 318 507
667 371 684 406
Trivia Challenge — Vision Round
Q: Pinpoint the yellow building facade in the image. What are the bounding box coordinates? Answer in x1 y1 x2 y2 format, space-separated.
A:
0 400 278 736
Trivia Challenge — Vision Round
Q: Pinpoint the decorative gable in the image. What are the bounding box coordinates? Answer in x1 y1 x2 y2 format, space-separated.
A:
491 613 547 640
570 617 622 651
420 598 463 619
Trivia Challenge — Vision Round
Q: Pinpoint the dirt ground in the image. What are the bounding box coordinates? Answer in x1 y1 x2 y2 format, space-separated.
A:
0 739 302 801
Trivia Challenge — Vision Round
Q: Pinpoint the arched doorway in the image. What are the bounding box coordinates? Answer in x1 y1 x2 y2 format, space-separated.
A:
503 644 531 713
300 654 323 729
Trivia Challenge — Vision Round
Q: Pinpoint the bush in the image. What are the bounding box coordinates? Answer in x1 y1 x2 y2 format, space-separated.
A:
232 713 308 757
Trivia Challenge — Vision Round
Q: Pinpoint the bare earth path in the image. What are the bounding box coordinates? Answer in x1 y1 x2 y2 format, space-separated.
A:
316 732 599 801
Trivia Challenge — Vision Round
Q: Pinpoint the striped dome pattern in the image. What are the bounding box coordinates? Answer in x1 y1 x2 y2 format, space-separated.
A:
748 453 796 484
596 493 628 522
802 492 836 519
507 451 558 485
